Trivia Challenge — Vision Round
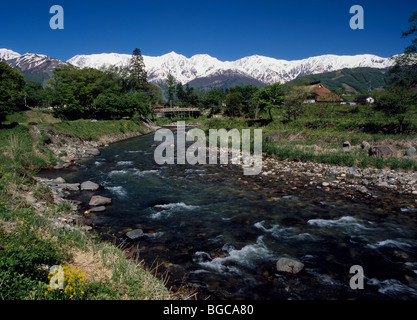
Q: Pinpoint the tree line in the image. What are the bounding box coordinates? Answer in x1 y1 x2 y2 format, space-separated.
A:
0 48 161 122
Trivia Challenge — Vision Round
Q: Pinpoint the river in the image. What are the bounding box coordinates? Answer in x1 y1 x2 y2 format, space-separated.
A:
38 129 417 300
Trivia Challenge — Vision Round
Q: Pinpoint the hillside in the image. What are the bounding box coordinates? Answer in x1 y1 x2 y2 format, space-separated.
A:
187 69 267 90
288 67 390 93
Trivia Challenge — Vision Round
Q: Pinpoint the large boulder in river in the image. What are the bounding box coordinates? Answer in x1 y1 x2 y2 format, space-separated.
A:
126 229 144 240
81 181 100 191
89 195 112 206
276 257 304 274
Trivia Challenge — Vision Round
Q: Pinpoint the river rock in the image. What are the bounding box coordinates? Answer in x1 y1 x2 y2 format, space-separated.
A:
55 177 66 184
126 229 144 240
369 146 394 158
85 148 100 156
404 147 416 159
89 206 106 212
342 141 351 152
361 141 371 152
276 257 304 274
80 181 100 191
53 162 65 170
89 195 112 206
357 186 368 194
58 183 80 191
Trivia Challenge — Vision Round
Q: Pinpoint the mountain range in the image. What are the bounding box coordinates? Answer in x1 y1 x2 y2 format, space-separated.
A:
1 48 396 89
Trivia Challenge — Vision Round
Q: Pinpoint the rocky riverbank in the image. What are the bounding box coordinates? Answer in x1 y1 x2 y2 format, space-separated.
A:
206 145 417 215
30 120 160 233
35 140 417 244
46 120 160 170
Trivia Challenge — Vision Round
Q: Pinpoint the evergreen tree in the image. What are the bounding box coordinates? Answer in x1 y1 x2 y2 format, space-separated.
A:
130 48 148 90
176 82 186 106
166 74 176 107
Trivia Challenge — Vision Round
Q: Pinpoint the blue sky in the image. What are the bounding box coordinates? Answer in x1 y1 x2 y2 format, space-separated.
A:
0 1 415 61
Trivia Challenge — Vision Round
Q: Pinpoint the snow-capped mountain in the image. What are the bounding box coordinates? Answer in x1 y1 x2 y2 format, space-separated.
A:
1 47 395 86
67 52 132 70
4 52 68 75
68 51 395 85
0 48 21 61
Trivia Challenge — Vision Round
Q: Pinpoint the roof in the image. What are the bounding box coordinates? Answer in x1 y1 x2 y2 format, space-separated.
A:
306 82 343 102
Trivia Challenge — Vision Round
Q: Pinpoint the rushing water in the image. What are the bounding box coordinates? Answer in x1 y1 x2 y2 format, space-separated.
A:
38 129 417 300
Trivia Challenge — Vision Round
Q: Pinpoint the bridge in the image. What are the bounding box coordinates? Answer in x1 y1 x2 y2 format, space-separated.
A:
155 107 201 118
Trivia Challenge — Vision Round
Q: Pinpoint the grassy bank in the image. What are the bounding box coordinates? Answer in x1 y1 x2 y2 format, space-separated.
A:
192 103 417 172
0 112 174 300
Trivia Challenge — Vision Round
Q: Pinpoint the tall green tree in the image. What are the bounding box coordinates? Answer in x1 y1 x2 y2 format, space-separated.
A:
0 61 25 123
252 83 284 121
224 91 243 117
202 88 225 116
130 48 148 90
283 85 309 121
176 82 186 106
25 81 44 108
184 84 198 107
374 85 416 133
165 73 176 107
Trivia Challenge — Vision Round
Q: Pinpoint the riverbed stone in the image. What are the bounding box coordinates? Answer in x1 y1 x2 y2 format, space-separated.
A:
89 206 106 212
126 229 144 240
85 147 100 156
81 181 100 191
89 195 112 206
58 183 80 191
276 257 304 274
357 186 368 194
53 162 65 170
55 177 66 184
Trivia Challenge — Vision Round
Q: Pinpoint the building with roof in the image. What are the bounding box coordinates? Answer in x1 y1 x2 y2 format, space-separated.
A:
305 81 344 103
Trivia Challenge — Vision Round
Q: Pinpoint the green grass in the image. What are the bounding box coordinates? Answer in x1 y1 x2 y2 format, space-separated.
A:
4 110 60 125
0 125 52 176
197 103 417 172
41 119 147 141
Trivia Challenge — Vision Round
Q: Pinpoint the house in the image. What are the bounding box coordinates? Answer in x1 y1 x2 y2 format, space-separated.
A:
305 82 344 103
355 95 375 105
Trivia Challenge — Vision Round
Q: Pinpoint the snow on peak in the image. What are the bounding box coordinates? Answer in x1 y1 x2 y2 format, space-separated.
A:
66 51 396 85
0 48 21 61
67 53 132 70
